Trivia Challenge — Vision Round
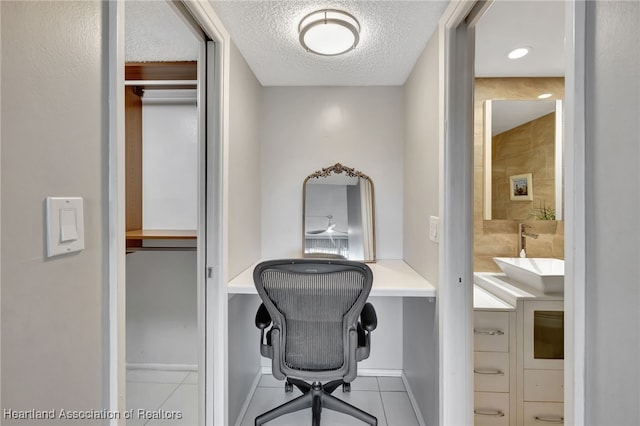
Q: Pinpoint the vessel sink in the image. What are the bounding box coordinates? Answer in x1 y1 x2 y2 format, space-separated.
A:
493 257 565 294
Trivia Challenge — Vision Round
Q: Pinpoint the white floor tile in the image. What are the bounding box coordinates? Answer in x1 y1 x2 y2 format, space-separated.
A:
147 384 199 426
126 382 180 426
377 376 406 392
127 369 189 384
182 371 199 385
380 392 419 426
239 387 307 426
240 384 387 426
322 391 388 426
349 376 379 391
257 374 284 388
126 372 420 426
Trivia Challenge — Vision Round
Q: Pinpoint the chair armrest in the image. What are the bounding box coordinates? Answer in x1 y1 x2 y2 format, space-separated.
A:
360 302 377 332
255 303 272 329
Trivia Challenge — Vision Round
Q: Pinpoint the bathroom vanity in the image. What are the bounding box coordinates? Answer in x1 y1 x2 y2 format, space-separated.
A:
473 270 564 426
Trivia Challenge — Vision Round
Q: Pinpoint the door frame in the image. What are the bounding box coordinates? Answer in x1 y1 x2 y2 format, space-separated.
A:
438 2 477 424
180 4 231 424
107 1 230 425
438 0 586 424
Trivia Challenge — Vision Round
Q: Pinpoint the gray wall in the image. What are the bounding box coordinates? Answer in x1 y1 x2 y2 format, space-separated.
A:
260 86 404 260
402 26 440 425
1 1 105 422
227 41 263 279
227 40 264 425
403 28 440 285
126 251 198 365
585 2 640 425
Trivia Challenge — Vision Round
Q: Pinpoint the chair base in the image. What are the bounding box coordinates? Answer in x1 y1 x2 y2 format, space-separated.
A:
255 378 377 426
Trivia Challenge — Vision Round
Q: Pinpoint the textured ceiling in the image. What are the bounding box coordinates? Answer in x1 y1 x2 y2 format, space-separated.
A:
210 0 449 86
125 1 199 63
125 0 564 88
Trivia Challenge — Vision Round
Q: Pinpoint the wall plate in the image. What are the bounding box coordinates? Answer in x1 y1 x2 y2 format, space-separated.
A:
46 197 84 257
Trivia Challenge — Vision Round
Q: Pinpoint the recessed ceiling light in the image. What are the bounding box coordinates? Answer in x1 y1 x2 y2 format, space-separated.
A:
538 93 553 99
507 47 530 60
299 9 360 56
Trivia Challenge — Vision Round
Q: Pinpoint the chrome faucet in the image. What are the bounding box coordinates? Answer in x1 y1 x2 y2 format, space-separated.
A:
518 223 539 257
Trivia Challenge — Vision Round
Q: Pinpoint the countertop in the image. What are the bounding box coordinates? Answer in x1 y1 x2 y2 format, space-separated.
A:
228 259 436 298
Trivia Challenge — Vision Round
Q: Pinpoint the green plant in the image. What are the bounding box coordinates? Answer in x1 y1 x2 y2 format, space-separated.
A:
530 202 556 220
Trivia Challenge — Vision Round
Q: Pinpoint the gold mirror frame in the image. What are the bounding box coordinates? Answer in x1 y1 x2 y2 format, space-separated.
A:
302 163 376 262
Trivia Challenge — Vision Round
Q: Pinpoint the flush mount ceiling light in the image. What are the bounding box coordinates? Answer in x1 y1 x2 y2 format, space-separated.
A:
538 93 553 99
299 9 360 56
507 47 531 60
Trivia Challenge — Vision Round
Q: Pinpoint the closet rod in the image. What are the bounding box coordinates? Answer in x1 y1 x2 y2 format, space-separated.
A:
126 247 197 253
124 80 197 87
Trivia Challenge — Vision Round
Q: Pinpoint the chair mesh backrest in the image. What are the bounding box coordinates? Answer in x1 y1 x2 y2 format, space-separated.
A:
259 266 366 371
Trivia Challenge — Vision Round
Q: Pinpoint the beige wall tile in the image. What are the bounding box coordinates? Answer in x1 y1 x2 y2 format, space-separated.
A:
474 78 565 270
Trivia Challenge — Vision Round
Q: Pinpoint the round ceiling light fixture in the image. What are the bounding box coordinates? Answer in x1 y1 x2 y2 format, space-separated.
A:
299 9 360 56
507 47 531 60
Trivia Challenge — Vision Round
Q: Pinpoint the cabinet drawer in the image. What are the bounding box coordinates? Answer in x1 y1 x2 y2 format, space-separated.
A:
523 402 564 425
474 352 509 392
474 392 509 426
474 311 509 352
524 369 564 402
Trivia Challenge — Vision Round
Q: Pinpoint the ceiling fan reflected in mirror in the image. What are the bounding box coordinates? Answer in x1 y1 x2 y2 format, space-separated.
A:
306 215 347 235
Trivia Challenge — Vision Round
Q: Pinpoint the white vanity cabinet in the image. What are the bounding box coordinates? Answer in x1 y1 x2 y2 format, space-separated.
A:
474 273 564 426
521 300 564 425
473 286 517 426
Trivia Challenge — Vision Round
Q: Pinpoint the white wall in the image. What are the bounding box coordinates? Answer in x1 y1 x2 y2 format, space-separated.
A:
227 42 263 278
226 41 264 425
142 93 198 230
402 27 441 425
1 1 105 420
584 2 640 424
126 251 198 366
403 25 440 284
260 86 404 260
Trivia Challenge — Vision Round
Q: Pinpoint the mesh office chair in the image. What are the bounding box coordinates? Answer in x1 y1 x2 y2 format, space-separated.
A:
253 259 378 426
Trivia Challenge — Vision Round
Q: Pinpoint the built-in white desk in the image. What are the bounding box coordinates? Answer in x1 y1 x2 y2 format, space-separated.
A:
227 259 436 298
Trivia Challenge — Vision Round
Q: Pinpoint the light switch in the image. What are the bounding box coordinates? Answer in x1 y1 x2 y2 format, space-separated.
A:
429 216 439 243
60 208 79 242
46 197 84 257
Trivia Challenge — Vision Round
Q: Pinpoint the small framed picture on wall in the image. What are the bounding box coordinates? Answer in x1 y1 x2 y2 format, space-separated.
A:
509 173 533 201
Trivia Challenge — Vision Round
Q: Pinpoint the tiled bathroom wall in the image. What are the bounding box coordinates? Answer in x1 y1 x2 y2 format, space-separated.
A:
474 78 565 272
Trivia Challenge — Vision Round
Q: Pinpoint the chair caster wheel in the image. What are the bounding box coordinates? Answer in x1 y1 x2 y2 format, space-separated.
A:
285 381 293 393
342 383 351 393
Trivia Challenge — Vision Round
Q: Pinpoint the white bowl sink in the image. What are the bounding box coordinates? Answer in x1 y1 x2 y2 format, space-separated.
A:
493 257 565 294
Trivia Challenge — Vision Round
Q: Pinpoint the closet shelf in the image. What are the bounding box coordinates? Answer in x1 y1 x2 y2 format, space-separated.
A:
126 229 197 240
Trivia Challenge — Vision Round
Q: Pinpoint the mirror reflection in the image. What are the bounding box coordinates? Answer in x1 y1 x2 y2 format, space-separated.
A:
483 100 563 220
303 163 375 262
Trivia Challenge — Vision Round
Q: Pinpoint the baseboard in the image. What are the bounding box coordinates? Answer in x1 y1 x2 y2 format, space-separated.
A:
126 363 198 372
358 368 402 377
234 369 263 426
401 371 427 426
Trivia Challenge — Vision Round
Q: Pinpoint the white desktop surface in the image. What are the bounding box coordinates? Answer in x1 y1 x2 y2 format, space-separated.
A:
227 259 436 298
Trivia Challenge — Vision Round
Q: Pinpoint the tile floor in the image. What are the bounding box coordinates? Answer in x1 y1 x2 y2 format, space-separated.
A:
127 369 420 426
126 369 198 426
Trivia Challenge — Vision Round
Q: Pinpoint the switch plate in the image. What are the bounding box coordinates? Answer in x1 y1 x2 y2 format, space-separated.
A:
46 197 84 257
429 216 439 243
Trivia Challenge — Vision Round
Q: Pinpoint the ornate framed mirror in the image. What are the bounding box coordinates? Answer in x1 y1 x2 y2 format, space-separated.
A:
303 163 375 262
